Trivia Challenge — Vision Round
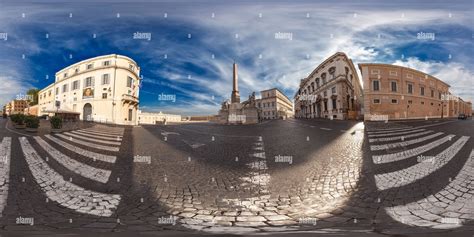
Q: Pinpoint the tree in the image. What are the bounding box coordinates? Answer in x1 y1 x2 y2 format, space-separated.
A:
26 88 39 106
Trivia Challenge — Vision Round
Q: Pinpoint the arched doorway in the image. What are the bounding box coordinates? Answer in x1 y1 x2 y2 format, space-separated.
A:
83 103 92 121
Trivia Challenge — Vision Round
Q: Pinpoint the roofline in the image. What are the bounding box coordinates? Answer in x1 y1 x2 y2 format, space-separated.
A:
56 54 139 75
307 52 349 80
295 52 362 98
358 63 450 88
260 87 293 103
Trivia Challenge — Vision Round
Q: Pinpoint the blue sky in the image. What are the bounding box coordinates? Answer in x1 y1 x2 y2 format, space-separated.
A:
1 0 473 115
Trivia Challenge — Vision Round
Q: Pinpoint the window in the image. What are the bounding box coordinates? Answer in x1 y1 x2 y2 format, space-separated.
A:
391 81 397 92
48 90 51 96
311 82 314 92
55 87 59 95
438 91 442 100
63 73 68 78
85 77 94 87
391 99 398 104
373 99 381 104
371 69 380 75
420 87 425 96
72 80 79 90
102 93 107 99
332 98 337 109
329 67 336 79
324 91 327 97
331 87 336 94
272 102 275 107
407 83 413 94
75 68 79 74
62 84 68 93
129 64 134 70
321 73 326 84
431 89 434 98
421 101 425 105
86 63 93 70
127 76 133 87
316 78 320 88
389 71 397 76
103 61 110 66
373 80 380 91
102 74 110 85
406 73 413 79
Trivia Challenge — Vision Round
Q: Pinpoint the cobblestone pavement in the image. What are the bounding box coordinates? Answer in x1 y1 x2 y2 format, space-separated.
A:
0 117 473 236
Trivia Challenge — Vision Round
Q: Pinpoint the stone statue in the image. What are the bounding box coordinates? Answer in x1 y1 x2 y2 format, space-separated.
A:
221 100 230 110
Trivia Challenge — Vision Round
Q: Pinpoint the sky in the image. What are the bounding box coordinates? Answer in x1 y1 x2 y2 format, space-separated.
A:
0 0 473 115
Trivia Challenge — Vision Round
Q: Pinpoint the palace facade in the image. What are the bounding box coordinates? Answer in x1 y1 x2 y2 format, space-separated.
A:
256 88 294 120
294 52 363 120
359 63 455 120
38 54 141 125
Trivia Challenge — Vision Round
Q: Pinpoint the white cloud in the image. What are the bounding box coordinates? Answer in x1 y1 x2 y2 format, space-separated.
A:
1 2 473 113
0 75 32 106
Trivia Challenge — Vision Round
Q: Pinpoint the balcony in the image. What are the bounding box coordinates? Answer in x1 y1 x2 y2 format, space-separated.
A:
122 94 139 105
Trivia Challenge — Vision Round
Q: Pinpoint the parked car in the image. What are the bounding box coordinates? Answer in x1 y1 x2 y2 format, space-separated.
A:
38 114 48 119
458 113 467 120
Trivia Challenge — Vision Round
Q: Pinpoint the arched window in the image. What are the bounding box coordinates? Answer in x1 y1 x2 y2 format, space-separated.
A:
321 73 327 84
311 82 315 92
316 78 320 88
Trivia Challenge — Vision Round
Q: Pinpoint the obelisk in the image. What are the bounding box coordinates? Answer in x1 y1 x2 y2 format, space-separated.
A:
231 62 240 103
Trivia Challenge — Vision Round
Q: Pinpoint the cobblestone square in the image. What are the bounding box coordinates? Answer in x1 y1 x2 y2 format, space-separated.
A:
0 117 473 236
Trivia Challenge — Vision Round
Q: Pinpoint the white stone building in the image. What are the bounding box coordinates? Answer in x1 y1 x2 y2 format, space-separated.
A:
137 110 182 124
38 54 141 125
256 88 294 120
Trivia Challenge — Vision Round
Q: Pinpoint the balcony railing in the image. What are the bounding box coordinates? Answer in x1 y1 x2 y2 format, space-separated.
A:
122 94 139 104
